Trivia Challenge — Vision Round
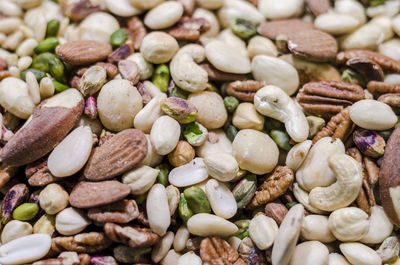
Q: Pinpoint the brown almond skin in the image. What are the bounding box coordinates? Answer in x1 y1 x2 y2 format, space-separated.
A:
379 125 400 226
257 19 314 40
84 129 148 181
69 181 131 208
1 99 84 167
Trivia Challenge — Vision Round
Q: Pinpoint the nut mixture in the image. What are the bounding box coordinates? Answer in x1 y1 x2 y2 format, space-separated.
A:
1 0 400 264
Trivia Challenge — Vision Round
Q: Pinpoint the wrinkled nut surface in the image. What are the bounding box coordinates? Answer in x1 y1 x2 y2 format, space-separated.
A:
39 183 69 215
328 207 369 242
140 32 179 64
87 199 139 224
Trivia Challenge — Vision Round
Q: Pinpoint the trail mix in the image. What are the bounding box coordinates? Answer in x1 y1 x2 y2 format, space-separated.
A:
1 0 400 264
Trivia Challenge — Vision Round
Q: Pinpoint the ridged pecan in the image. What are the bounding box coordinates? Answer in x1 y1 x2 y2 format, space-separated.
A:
264 202 288 226
88 199 139 224
367 81 400 98
25 158 57 187
200 63 247 81
127 17 147 50
200 237 246 265
168 17 211 41
378 93 400 113
226 80 265 102
103 223 159 248
247 166 294 210
51 232 112 254
305 0 330 16
337 50 400 74
312 107 355 144
296 81 364 119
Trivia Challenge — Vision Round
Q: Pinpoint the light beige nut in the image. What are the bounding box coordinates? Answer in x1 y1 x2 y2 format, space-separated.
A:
105 0 142 17
130 0 163 9
301 215 335 243
196 129 232 157
39 77 55 99
289 241 329 265
205 179 237 219
79 12 120 43
134 94 166 133
249 215 278 250
0 77 34 119
174 225 190 252
55 207 91 236
166 185 180 216
328 253 351 265
152 231 175 263
292 183 327 215
168 157 208 187
33 214 55 236
139 134 163 167
285 140 312 171
258 0 303 20
26 71 40 105
232 129 279 175
248 36 278 58
177 251 202 265
140 32 179 64
340 243 381 265
150 115 181 155
1 220 32 244
203 152 238 182
122 165 159 195
315 12 360 35
144 1 183 30
97 79 143 132
328 207 369 242
126 53 154 80
232 102 265 131
39 184 69 215
161 249 182 265
196 0 223 9
218 0 264 28
187 213 238 237
146 184 171 236
193 8 220 37
168 140 195 167
360 205 393 244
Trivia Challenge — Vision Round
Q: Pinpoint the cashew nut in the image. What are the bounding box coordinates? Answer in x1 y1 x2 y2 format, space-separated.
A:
254 85 309 142
308 154 363 212
170 44 208 93
292 183 327 215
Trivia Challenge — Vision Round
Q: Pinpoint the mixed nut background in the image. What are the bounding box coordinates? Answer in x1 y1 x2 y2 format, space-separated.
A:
2 0 400 264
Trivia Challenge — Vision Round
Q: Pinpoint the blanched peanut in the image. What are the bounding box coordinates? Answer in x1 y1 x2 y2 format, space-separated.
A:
289 241 329 265
205 179 237 219
150 115 181 155
144 1 183 30
328 207 369 242
174 226 190 252
147 184 171 236
249 215 278 250
301 215 335 243
1 220 33 244
140 32 179 64
152 231 175 263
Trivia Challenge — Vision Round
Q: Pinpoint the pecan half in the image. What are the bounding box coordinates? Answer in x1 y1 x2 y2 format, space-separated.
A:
312 107 355 144
108 44 133 64
137 210 150 227
200 63 247 81
247 166 294 210
226 80 265 102
127 17 147 50
296 81 364 119
378 93 400 114
104 223 159 248
52 232 112 254
200 237 246 265
168 17 211 41
337 50 400 74
238 237 266 265
25 158 57 187
367 81 400 98
87 199 139 224
264 202 288 226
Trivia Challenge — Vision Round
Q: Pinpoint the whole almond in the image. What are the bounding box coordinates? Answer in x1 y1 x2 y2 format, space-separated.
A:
1 89 84 166
84 129 148 181
56 40 113 66
257 19 314 40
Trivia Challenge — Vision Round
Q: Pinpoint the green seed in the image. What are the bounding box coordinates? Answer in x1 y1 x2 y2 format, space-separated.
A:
32 52 57 72
49 57 67 83
21 68 46 82
184 122 204 145
184 186 211 214
34 37 59 54
286 202 297 209
230 17 256 39
46 19 60 37
264 117 285 132
178 194 193 223
156 164 169 186
52 80 69 93
369 0 386 7
226 124 238 142
110 28 127 48
270 130 292 151
169 82 189 99
12 203 39 221
224 96 239 113
152 64 170 93
235 219 251 239
134 193 147 205
341 68 365 86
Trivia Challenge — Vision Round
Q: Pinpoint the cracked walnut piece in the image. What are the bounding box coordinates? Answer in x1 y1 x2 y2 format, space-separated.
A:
200 237 246 265
226 80 266 102
103 223 159 248
87 199 139 224
51 232 112 254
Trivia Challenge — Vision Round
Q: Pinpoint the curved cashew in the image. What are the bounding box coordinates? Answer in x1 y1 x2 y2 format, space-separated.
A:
308 154 363 212
254 85 309 142
292 183 327 215
170 44 208 93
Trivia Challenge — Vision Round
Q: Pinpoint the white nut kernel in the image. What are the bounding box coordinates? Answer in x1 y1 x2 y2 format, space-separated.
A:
205 179 237 219
249 215 278 250
328 207 369 242
301 215 335 243
232 102 265 131
258 0 303 20
168 157 208 187
79 12 119 43
340 243 381 265
289 241 329 265
196 129 232 157
130 0 164 10
122 165 160 195
187 213 238 237
218 0 264 28
152 231 175 263
150 115 181 155
26 71 40 105
140 32 179 64
193 8 220 37
139 134 163 167
328 253 351 265
105 0 143 17
248 36 278 58
204 153 239 182
350 99 397 130
1 220 32 244
293 183 327 215
134 94 166 133
144 1 183 30
126 53 154 80
315 13 360 35
285 140 312 171
146 184 171 236
55 207 91 236
177 251 202 265
360 205 393 244
174 226 189 252
0 77 35 119
39 184 69 215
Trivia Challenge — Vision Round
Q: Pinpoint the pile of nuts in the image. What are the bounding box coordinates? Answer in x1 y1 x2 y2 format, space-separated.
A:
2 0 400 264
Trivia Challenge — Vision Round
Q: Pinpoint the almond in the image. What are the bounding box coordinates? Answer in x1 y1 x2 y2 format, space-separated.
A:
55 40 113 66
84 128 148 181
257 19 314 40
1 89 84 166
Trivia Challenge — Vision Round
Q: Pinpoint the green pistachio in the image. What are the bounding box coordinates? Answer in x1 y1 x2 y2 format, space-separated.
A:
184 122 208 146
156 164 169 186
32 52 57 73
79 65 107 96
226 124 238 142
264 117 285 132
234 219 251 239
46 19 60 37
152 64 170 93
21 68 46 82
49 57 67 83
232 174 257 208
184 186 211 214
270 130 292 151
33 214 55 235
230 17 256 39
52 80 69 93
178 194 193 223
161 97 198 124
369 0 386 7
169 83 189 99
224 96 239 113
306 116 325 138
341 68 365 86
110 29 128 48
34 37 59 54
12 203 39 221
286 202 297 208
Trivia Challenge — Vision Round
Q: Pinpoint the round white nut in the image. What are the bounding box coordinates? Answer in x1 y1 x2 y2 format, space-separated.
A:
254 85 309 142
334 0 366 25
205 40 251 74
122 165 160 195
249 215 278 250
105 0 143 17
289 241 329 265
16 38 38 57
174 226 190 252
328 253 351 265
1 220 32 244
360 205 393 244
258 0 303 20
48 126 92 178
177 251 202 265
97 79 143 132
285 140 312 171
152 231 175 263
218 0 264 28
205 179 237 219
139 134 164 167
293 183 327 215
248 36 278 58
55 207 91 236
379 39 400 61
196 129 232 157
232 129 279 175
328 207 369 242
79 12 120 43
301 215 335 243
349 99 397 130
308 154 363 212
144 1 183 30
150 115 181 155
140 32 179 64
134 94 166 133
0 77 35 119
340 243 381 265
168 157 208 187
232 102 265 131
170 44 208 93
39 183 69 215
187 213 238 237
193 8 220 37
130 0 164 10
126 53 154 80
146 184 171 236
161 250 182 265
296 137 345 191
204 152 239 182
315 12 360 35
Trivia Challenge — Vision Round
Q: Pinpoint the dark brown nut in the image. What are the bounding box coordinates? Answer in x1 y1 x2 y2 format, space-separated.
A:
104 223 159 248
87 199 139 224
265 202 288 226
379 125 400 226
312 107 355 144
0 57 6 71
79 254 91 265
238 237 267 265
108 44 133 64
52 232 112 254
226 80 265 102
90 256 118 265
200 237 246 265
69 181 131 208
199 63 247 81
113 245 151 264
296 81 364 119
378 93 400 114
368 81 400 98
0 164 17 189
247 166 294 210
168 17 211 41
95 62 119 79
305 0 330 16
136 82 152 106
84 129 147 181
118 60 140 84
25 158 57 187
337 50 400 74
178 0 195 15
346 57 384 83
127 17 147 50
59 0 101 21
257 19 314 40
56 40 112 66
0 71 11 81
1 183 29 224
1 90 84 166
137 210 150 227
